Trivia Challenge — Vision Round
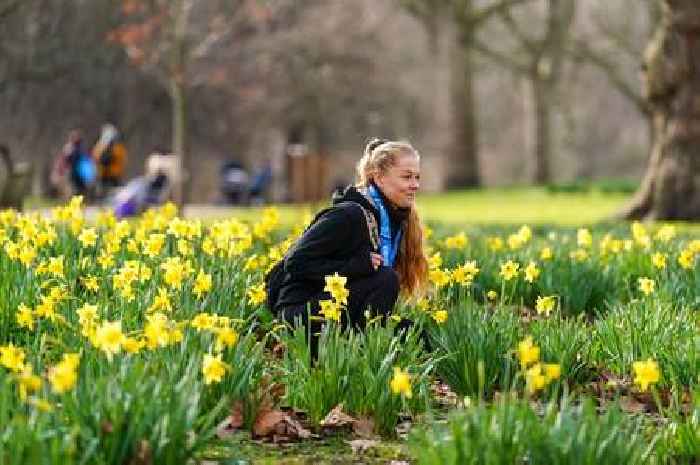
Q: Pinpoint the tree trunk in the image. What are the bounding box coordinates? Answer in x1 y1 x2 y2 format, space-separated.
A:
170 0 189 209
450 28 481 188
531 74 553 184
616 113 661 219
170 77 187 208
622 1 700 220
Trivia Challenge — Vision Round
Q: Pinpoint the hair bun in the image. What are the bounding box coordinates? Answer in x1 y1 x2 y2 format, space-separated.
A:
365 137 389 154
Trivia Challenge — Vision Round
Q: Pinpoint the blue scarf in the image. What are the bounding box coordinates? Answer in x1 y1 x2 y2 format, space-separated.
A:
367 185 402 267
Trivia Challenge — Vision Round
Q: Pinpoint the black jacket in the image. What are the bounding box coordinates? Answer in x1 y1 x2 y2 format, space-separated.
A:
275 186 382 309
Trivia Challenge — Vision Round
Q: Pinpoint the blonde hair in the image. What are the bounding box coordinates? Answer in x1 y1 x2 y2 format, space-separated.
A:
356 138 429 296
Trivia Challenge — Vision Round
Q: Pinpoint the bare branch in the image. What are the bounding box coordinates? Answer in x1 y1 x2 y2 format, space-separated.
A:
498 7 539 54
467 0 533 28
569 38 650 115
472 37 530 74
0 0 22 20
590 8 642 62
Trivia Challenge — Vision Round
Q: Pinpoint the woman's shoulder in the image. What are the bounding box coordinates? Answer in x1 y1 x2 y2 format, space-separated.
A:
316 201 367 227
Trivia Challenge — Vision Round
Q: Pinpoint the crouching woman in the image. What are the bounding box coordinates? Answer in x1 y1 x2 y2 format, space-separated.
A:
266 139 428 338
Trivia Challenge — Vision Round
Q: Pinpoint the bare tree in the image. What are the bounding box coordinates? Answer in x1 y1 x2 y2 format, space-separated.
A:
401 0 531 188
567 1 664 218
473 0 576 184
109 0 247 206
620 0 700 219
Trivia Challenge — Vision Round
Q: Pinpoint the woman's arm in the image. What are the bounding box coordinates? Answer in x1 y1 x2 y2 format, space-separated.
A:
284 205 375 281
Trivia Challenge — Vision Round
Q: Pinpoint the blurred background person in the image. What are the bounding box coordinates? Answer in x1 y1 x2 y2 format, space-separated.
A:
52 129 94 199
92 123 127 198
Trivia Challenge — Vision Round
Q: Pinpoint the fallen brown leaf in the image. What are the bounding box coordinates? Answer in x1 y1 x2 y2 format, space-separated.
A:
320 404 357 430
253 409 311 442
619 396 648 414
216 401 245 439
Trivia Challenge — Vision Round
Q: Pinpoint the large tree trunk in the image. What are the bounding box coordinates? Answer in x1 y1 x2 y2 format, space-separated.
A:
531 74 553 184
450 28 481 188
531 0 575 185
622 1 700 220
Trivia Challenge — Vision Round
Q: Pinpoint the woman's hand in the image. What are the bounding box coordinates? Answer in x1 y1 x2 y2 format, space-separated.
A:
370 252 383 270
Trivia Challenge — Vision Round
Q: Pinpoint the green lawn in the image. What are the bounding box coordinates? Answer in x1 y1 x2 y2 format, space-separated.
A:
193 188 631 227
416 188 629 225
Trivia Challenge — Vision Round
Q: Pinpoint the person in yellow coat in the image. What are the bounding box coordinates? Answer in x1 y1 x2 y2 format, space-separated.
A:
92 123 127 195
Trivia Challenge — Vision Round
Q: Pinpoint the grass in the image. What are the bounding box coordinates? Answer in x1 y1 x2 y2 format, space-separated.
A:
27 187 629 227
185 188 631 226
417 188 630 226
203 433 408 464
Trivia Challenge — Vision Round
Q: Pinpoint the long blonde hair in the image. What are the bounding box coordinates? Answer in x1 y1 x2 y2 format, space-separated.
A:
356 138 429 296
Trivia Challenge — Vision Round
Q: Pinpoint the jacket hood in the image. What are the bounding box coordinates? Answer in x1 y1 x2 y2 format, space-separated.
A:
332 185 379 218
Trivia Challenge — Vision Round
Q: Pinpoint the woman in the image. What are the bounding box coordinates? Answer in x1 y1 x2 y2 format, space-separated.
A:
271 138 429 334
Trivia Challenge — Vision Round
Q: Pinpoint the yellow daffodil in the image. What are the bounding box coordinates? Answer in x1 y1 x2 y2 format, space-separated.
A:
651 252 666 269
678 249 695 270
93 320 125 360
524 261 540 283
428 252 442 270
0 343 25 372
16 303 34 330
517 336 540 369
193 269 213 299
429 268 452 288
247 283 267 306
15 365 42 401
144 233 166 258
202 353 227 384
444 232 468 249
543 363 561 383
324 273 349 305
535 295 556 317
632 359 660 392
577 228 592 248
214 327 239 352
122 337 145 354
201 237 216 256
144 313 171 349
48 353 80 394
319 299 342 322
487 236 504 251
390 367 412 398
177 239 192 256
80 275 100 292
638 277 655 296
569 248 588 262
499 260 520 281
540 246 553 260
78 228 98 248
191 313 216 331
431 309 448 324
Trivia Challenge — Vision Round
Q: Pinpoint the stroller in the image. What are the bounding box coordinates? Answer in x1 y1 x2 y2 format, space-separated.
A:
219 160 250 204
112 171 169 219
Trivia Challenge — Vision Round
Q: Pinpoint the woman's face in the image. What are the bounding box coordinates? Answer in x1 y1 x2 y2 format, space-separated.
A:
375 153 420 208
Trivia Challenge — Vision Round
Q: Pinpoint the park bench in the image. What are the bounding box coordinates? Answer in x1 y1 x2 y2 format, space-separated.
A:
0 153 33 211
